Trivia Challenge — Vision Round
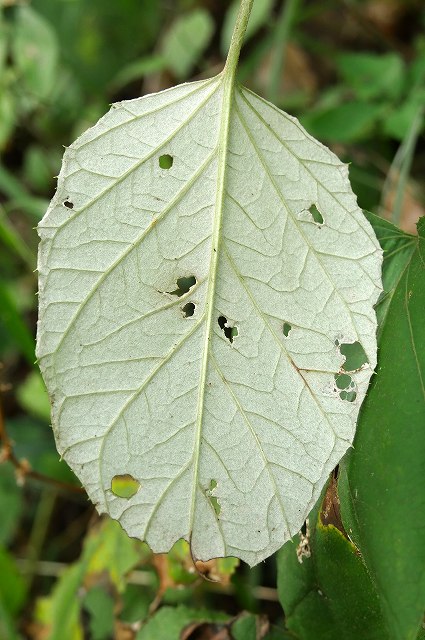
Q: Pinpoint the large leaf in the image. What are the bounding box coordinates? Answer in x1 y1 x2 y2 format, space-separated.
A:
36 70 382 565
338 215 425 640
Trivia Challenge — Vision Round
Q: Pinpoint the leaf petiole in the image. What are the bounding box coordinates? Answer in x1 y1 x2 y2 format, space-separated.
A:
224 0 255 80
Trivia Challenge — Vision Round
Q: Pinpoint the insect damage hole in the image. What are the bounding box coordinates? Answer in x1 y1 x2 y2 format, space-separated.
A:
334 373 357 402
168 275 196 297
309 204 323 224
159 154 173 169
283 322 292 337
206 479 221 515
339 341 369 372
111 474 140 499
218 316 238 343
182 302 195 317
63 199 74 209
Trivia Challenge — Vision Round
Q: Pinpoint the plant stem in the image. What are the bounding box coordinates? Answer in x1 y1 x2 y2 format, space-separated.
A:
224 0 255 80
268 0 300 104
390 104 424 227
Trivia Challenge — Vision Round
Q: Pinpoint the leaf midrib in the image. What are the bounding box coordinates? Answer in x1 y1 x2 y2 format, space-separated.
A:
188 70 235 539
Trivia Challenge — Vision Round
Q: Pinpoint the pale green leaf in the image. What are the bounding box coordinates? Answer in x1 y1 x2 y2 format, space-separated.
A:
36 71 382 566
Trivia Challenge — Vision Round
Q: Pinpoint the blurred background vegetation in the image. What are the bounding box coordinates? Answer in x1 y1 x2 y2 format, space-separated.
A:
0 0 424 638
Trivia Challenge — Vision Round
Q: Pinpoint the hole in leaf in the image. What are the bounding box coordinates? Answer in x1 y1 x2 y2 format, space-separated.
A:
159 154 173 169
111 474 140 499
283 322 292 337
168 275 196 297
334 373 352 390
340 390 357 402
207 479 221 515
309 204 323 224
340 341 368 371
63 200 74 209
182 302 195 317
218 316 238 343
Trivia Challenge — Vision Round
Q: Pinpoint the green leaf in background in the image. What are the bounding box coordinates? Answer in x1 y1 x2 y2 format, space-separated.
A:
83 519 147 593
136 605 229 640
221 0 274 55
11 6 58 101
231 612 294 639
34 518 148 640
161 9 214 79
277 488 387 640
82 587 114 640
35 562 85 640
0 281 35 365
0 91 16 151
362 211 416 334
0 545 27 618
336 52 405 101
301 102 383 143
339 215 425 640
0 466 23 546
383 89 425 140
17 371 51 422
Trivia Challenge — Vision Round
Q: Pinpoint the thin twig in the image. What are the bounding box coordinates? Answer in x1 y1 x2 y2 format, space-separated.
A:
0 397 85 494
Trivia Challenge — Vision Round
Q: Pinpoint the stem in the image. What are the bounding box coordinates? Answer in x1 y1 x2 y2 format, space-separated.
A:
224 0 255 80
25 488 57 591
0 398 84 495
390 105 424 226
268 0 300 104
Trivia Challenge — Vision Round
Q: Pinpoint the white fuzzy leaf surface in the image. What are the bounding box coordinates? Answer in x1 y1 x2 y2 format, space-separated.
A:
37 74 382 566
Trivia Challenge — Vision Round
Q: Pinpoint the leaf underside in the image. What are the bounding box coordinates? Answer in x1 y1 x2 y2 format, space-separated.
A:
36 74 382 566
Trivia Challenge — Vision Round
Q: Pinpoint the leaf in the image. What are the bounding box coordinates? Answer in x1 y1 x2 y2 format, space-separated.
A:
0 280 35 365
136 605 228 640
362 211 416 334
338 216 425 640
0 466 23 546
82 587 115 640
33 518 147 640
83 519 145 593
36 70 382 565
0 545 27 618
17 371 51 422
301 102 383 143
161 9 214 79
277 484 387 640
336 52 405 101
11 6 58 101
